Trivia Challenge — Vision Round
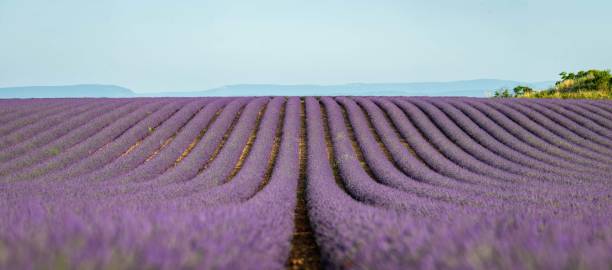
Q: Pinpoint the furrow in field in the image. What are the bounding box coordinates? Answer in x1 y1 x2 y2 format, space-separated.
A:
444 99 611 178
173 100 226 165
168 97 285 207
143 99 218 163
0 101 142 176
0 102 100 152
1 97 610 270
93 98 247 197
407 98 597 187
67 99 211 184
38 99 232 203
0 101 67 128
321 97 442 212
542 100 612 139
486 100 612 164
3 100 167 182
0 102 74 138
45 100 188 182
558 100 612 130
477 100 610 168
91 98 268 205
287 97 322 270
427 99 599 181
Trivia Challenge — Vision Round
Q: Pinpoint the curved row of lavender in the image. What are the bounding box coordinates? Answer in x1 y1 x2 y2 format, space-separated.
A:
0 97 298 269
0 96 611 269
306 97 611 269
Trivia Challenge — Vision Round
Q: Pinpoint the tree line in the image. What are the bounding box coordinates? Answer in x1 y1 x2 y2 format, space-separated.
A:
493 69 612 99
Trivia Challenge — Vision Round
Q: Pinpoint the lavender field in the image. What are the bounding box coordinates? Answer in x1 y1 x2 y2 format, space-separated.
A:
0 97 611 269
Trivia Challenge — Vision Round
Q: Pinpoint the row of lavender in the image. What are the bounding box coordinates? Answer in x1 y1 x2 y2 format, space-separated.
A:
0 96 611 269
0 97 298 269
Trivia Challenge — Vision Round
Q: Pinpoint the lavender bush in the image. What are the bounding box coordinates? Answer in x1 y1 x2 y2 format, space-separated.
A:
0 97 610 269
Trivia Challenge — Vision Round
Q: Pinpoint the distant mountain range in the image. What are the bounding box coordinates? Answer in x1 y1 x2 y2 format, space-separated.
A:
0 79 555 98
0 85 134 99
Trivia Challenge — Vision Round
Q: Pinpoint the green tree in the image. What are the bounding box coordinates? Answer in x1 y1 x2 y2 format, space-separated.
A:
513 86 533 96
492 69 611 99
555 69 611 92
493 88 512 98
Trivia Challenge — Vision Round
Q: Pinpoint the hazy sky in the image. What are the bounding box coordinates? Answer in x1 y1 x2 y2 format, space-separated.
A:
1 0 611 92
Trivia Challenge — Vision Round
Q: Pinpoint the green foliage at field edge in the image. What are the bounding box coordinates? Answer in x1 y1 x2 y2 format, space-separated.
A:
493 69 612 99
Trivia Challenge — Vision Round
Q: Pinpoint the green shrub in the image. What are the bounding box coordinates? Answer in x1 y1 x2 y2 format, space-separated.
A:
492 69 611 99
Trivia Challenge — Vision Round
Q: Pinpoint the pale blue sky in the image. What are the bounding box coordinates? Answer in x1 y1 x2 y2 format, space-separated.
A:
1 0 611 92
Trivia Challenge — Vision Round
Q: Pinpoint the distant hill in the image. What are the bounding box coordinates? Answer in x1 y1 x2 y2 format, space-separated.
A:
159 80 554 97
0 80 555 98
0 84 135 98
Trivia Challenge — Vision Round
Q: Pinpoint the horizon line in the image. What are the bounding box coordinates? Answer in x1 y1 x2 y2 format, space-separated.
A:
0 78 557 94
